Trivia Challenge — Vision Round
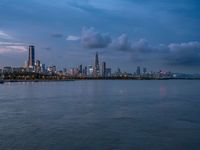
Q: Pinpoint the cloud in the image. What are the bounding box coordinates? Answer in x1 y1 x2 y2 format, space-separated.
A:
0 31 27 54
51 33 63 38
167 41 200 65
111 34 131 51
67 27 200 67
132 39 154 53
0 41 27 54
0 31 12 39
66 35 80 41
81 27 112 49
44 47 51 51
168 41 200 52
0 41 25 46
111 37 156 53
130 40 200 66
0 46 27 54
111 37 200 66
0 31 8 37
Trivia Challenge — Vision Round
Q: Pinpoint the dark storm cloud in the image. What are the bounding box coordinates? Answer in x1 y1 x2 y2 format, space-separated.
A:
111 36 162 54
79 28 133 51
72 28 131 51
81 27 112 49
130 41 200 66
111 34 131 51
68 27 200 66
167 41 200 66
132 39 154 53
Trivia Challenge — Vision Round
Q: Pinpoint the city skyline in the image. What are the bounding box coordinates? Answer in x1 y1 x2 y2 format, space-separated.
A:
0 45 176 79
1 45 179 81
0 0 200 73
0 44 173 75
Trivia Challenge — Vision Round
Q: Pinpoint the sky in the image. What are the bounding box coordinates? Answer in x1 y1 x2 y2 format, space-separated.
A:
0 0 200 73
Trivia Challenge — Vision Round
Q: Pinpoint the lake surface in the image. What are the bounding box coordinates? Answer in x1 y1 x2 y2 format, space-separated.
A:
0 80 200 150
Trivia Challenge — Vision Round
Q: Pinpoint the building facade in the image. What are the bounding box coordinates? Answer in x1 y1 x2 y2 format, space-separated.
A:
102 61 106 77
93 52 100 77
28 45 35 68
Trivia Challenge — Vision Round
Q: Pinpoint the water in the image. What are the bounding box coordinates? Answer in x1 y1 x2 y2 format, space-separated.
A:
0 80 200 150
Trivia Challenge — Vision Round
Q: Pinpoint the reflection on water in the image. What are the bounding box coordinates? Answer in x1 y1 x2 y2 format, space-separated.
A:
160 85 167 97
0 80 200 150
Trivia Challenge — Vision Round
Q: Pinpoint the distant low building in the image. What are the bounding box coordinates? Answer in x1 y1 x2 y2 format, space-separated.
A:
12 67 26 73
3 66 12 73
47 66 56 74
106 68 112 77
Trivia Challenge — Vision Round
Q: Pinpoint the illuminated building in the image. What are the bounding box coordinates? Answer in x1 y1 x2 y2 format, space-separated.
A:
93 52 100 77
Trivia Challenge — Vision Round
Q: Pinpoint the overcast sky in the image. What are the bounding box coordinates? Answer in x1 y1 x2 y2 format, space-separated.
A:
0 0 200 73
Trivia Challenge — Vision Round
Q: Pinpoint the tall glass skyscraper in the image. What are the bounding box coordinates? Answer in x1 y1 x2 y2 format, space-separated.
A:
28 45 35 67
93 52 100 77
102 61 106 77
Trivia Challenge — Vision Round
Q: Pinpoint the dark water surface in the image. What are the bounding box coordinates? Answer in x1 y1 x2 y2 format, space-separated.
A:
0 80 200 150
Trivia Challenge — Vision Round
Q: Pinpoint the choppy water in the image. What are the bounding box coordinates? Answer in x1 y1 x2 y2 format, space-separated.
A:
0 80 200 150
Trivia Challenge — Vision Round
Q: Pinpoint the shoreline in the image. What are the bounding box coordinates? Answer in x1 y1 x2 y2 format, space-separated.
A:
1 78 200 83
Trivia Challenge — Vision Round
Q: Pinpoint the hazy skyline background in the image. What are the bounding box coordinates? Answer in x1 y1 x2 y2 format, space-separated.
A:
0 0 200 73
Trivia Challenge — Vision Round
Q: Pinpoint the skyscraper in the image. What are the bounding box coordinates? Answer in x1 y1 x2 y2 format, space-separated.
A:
136 66 141 75
93 52 100 77
41 64 46 73
35 60 41 73
84 66 87 76
79 64 83 74
28 45 35 68
143 67 147 74
88 65 93 76
102 61 106 77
